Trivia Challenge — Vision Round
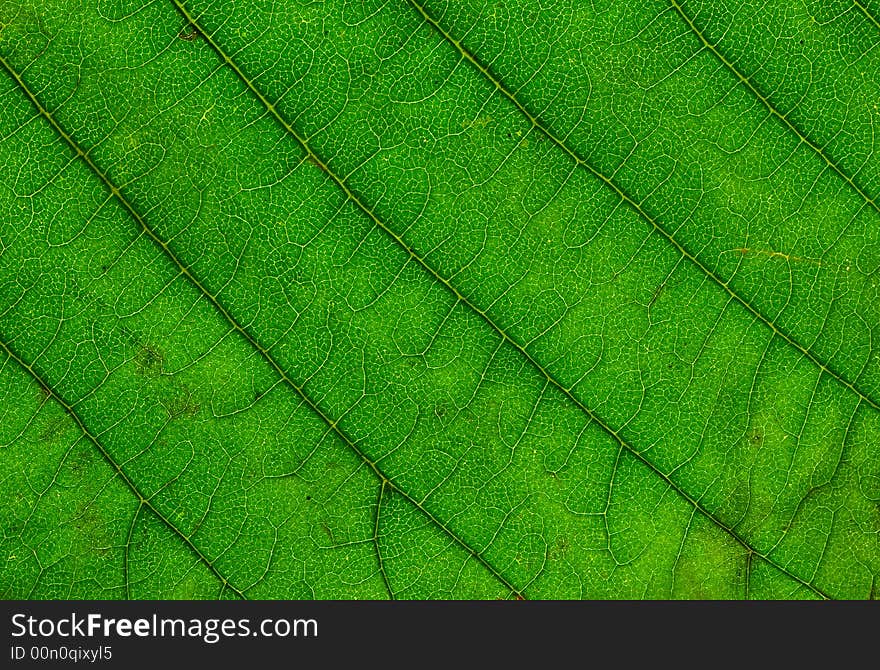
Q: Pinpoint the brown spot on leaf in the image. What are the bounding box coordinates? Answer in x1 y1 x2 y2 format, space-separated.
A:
162 384 200 420
178 26 200 41
38 415 68 443
135 344 164 377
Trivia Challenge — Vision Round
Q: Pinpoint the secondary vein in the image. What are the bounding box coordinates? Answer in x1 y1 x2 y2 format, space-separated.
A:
0 51 521 600
0 338 245 599
668 0 879 216
402 0 880 414
166 1 830 598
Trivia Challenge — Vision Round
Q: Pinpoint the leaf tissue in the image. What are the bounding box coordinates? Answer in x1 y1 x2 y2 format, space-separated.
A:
1 0 879 600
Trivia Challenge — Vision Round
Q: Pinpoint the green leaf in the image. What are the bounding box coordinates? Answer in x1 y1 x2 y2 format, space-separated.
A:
1 0 878 600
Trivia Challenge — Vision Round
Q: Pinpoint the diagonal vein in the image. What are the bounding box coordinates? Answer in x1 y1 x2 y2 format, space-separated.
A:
403 0 880 414
167 1 830 598
0 339 245 599
857 0 880 31
669 0 880 216
0 52 521 600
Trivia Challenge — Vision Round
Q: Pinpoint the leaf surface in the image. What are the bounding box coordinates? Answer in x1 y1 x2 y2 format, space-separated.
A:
1 0 879 599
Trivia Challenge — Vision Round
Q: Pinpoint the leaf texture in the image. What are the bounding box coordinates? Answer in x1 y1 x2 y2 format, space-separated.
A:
0 0 879 599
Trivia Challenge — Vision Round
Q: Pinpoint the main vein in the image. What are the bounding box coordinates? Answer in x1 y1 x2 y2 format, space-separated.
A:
403 0 880 414
167 1 829 598
0 339 245 599
0 53 521 600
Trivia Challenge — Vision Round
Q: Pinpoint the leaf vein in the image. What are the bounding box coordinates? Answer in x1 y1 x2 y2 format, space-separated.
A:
0 342 243 599
165 0 830 597
0 51 521 600
403 0 880 413
668 0 880 216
